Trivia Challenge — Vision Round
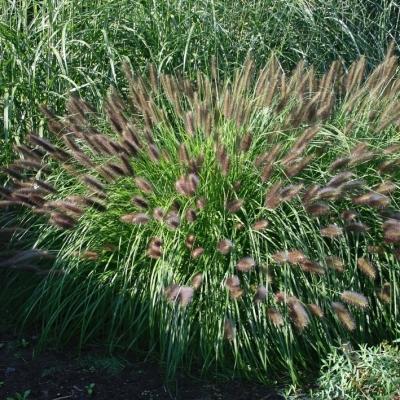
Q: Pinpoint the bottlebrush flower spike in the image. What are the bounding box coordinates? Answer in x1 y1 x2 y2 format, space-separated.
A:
252 219 269 231
288 297 310 331
236 256 255 272
308 304 324 318
191 273 203 290
377 282 391 303
325 256 345 272
332 302 356 331
253 286 267 304
224 318 236 341
340 291 369 309
357 257 377 280
320 224 343 238
217 239 233 255
267 308 284 327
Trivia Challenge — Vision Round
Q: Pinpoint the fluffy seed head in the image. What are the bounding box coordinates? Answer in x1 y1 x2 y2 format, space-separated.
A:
165 212 180 229
325 256 345 272
252 219 269 231
191 273 203 290
121 212 151 225
191 247 204 259
164 284 194 307
135 177 154 193
377 283 391 303
299 259 325 275
267 308 284 327
332 302 356 331
217 239 233 255
383 219 400 243
342 209 358 222
308 304 324 318
236 256 255 272
226 198 244 213
185 208 197 222
320 224 343 238
153 207 165 221
132 195 149 209
357 257 377 280
306 202 331 217
288 298 310 331
253 286 267 304
340 291 369 309
225 275 240 289
224 318 236 341
196 197 207 210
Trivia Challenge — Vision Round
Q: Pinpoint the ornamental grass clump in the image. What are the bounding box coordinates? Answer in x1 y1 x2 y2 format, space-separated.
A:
1 47 400 383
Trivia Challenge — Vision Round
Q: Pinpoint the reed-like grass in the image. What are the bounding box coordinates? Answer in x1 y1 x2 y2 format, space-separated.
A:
1 49 399 384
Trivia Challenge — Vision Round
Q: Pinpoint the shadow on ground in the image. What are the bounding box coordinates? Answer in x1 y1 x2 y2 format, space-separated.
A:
0 330 284 400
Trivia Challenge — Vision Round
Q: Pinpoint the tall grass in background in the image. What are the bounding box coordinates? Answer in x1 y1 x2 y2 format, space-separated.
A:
1 0 399 164
1 49 399 384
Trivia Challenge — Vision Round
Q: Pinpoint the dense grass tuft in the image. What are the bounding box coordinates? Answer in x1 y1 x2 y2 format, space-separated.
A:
1 49 399 383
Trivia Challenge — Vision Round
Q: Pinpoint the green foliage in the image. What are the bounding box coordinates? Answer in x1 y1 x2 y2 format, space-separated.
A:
85 383 95 396
308 343 400 399
6 390 31 400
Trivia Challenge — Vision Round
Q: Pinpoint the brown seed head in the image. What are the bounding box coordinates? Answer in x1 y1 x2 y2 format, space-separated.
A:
254 286 267 304
185 234 196 249
185 208 197 222
308 304 324 318
267 308 284 327
153 207 165 221
340 291 369 309
377 282 391 303
135 177 154 193
226 198 244 213
165 212 180 229
191 247 204 259
357 257 377 280
332 302 356 331
132 195 149 209
236 256 255 272
320 224 343 238
252 219 269 231
325 256 345 272
225 275 240 289
120 212 151 225
191 273 203 290
217 239 233 255
288 299 310 331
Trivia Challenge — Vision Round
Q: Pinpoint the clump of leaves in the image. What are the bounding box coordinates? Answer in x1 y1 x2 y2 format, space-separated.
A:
1 46 399 383
305 342 400 399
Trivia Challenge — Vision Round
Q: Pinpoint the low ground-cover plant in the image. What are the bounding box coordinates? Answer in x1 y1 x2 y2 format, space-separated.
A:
301 342 400 399
1 48 400 384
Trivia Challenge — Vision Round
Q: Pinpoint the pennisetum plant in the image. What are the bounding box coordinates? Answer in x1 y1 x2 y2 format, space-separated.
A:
1 45 399 384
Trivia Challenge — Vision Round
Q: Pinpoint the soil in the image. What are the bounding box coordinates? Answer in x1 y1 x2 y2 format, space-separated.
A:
0 330 284 400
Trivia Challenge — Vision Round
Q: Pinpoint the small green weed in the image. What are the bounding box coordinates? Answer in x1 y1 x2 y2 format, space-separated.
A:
6 390 31 400
85 383 95 396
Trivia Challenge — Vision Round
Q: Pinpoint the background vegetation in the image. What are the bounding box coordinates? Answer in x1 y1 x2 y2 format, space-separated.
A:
1 0 400 162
